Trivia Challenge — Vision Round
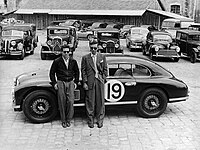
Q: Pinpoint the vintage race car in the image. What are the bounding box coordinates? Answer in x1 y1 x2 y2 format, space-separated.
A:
12 54 188 123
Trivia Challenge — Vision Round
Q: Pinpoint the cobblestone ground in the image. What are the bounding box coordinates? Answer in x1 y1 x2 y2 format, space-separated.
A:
0 30 200 150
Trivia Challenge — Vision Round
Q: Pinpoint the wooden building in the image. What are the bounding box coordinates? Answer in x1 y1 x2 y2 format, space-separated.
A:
12 0 193 29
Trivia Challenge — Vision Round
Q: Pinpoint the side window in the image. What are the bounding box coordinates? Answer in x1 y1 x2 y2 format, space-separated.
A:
180 33 187 41
176 32 181 39
108 63 132 77
132 64 150 77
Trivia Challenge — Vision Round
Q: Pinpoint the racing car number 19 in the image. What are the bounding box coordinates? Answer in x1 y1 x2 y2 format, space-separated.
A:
104 80 125 102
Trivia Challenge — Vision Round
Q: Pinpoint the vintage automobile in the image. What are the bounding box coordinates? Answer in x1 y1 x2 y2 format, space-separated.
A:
40 25 78 60
0 24 37 59
12 54 188 123
176 30 200 63
126 27 149 51
94 28 123 53
120 25 135 38
143 31 180 62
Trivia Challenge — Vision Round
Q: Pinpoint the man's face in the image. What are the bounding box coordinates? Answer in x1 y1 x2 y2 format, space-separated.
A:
90 44 98 55
62 49 72 59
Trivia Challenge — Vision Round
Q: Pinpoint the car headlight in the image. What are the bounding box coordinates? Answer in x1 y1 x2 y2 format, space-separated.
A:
176 46 180 52
155 46 159 51
115 43 119 48
47 40 52 45
11 41 16 46
63 40 68 45
102 43 107 48
17 42 23 50
197 46 200 50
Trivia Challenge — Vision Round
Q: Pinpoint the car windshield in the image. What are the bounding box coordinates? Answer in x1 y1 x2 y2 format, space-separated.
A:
49 29 68 35
153 34 172 43
2 30 24 36
98 32 119 39
131 28 149 35
188 35 200 41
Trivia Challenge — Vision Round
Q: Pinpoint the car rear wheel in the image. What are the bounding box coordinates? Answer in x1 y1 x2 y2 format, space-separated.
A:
190 52 197 63
137 88 168 118
22 90 58 123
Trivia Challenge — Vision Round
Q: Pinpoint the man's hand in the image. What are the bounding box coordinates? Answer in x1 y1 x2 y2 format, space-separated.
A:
83 83 88 90
54 83 58 90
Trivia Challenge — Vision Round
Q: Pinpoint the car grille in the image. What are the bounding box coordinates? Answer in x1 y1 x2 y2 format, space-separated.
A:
52 38 62 51
106 41 115 53
158 49 178 56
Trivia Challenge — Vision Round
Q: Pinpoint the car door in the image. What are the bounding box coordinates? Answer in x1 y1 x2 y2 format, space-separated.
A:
105 63 139 104
178 33 188 55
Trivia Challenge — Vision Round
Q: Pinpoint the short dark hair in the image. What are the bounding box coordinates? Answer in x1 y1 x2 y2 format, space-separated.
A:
89 38 98 46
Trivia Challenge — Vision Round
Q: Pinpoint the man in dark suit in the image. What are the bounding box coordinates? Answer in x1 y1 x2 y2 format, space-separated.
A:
49 48 79 128
81 39 107 128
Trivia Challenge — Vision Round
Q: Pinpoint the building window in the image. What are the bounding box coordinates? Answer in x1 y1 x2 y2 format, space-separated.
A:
171 4 180 14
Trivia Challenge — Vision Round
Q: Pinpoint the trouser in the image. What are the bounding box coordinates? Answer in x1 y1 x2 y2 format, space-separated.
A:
85 78 105 124
57 80 75 122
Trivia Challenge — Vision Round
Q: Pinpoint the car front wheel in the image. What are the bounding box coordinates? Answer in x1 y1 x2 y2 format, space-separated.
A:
22 90 58 123
137 88 168 118
190 52 197 63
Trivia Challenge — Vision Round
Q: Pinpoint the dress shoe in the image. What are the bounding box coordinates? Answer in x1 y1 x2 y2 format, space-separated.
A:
97 122 103 128
62 122 67 128
66 121 71 127
88 122 94 128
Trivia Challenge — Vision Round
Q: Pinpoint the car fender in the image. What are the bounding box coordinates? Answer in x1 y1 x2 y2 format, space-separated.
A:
193 47 199 53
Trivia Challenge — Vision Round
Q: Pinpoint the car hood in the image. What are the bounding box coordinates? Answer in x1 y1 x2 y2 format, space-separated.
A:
48 35 69 39
15 69 50 87
99 38 118 43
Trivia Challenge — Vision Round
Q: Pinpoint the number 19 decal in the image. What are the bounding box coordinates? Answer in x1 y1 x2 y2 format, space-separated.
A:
104 80 125 102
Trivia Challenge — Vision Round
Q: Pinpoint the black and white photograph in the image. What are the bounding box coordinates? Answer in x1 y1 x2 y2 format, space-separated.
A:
0 0 200 149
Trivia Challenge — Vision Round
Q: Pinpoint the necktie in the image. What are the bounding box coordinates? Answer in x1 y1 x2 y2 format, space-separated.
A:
92 55 98 78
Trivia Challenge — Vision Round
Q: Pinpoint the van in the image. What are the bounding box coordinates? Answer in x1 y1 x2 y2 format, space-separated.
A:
161 18 194 39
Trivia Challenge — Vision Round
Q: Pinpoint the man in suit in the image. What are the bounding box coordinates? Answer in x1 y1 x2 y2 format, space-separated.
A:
49 48 79 128
81 39 107 128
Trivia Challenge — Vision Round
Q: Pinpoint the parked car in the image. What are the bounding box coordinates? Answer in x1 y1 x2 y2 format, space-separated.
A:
88 22 108 30
176 29 200 63
40 25 78 60
188 23 200 31
94 28 123 53
59 19 82 31
12 54 189 123
143 31 180 62
126 27 149 51
120 25 135 38
0 24 37 59
106 22 124 30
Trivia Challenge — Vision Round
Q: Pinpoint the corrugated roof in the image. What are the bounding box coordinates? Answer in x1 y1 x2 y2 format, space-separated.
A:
15 9 145 16
16 0 162 11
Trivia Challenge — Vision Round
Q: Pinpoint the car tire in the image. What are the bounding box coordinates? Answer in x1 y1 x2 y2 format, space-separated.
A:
137 88 168 118
190 52 197 63
174 58 179 62
19 49 25 60
22 90 58 123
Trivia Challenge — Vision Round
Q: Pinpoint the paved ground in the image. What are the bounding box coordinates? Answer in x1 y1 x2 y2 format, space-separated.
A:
0 30 200 150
